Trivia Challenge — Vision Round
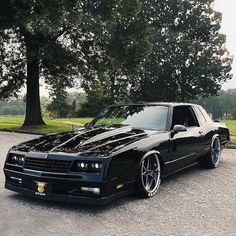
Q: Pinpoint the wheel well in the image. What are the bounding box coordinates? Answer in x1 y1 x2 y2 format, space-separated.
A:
157 154 164 173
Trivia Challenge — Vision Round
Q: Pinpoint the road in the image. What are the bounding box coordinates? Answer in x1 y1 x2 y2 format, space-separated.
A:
0 131 235 236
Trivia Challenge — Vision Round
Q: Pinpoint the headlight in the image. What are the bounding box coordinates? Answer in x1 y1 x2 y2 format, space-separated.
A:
8 153 25 166
90 162 103 172
77 161 89 171
73 161 103 173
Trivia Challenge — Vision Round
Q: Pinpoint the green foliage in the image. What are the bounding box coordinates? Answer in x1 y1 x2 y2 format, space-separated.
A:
0 1 83 97
46 86 71 118
0 0 233 126
0 99 25 115
0 97 50 116
46 88 87 118
194 89 236 119
231 109 236 120
47 99 71 119
130 0 233 102
77 90 111 117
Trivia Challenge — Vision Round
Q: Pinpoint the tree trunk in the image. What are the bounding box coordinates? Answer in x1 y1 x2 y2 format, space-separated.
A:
23 39 45 126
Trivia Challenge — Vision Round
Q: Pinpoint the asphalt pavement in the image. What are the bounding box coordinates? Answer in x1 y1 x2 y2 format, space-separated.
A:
0 131 235 236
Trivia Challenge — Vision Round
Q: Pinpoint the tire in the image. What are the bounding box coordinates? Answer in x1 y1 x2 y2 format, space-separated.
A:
136 152 161 198
200 136 221 169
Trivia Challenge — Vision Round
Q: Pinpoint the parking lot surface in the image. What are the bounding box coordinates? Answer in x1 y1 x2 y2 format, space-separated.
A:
0 131 235 236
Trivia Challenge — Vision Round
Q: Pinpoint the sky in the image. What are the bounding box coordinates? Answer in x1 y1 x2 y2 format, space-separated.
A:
35 0 235 97
214 0 236 90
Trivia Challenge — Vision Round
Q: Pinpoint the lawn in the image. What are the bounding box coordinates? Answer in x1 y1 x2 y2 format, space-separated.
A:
0 116 93 134
0 116 235 144
222 119 236 144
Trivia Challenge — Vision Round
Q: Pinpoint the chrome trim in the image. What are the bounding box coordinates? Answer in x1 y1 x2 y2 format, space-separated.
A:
23 168 68 175
165 152 196 164
10 176 22 183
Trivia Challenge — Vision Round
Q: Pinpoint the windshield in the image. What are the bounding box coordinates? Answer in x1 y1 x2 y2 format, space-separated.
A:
90 105 169 130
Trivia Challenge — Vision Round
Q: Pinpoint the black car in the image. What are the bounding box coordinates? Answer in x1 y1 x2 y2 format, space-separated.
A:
4 103 230 204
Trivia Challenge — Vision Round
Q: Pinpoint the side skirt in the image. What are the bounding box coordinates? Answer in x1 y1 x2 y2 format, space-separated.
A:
162 162 199 179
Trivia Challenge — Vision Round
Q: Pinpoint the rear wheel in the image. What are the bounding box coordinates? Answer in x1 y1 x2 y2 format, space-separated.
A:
136 153 161 198
200 136 221 169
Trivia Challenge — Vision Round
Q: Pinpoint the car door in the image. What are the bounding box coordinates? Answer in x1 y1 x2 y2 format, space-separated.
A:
166 105 202 172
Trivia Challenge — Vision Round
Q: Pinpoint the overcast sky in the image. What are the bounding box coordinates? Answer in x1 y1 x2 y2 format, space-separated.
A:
36 0 235 97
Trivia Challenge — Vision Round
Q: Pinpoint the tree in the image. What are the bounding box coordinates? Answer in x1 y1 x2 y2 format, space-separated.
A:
76 0 155 103
1 0 233 124
231 109 236 120
0 0 86 125
47 94 70 119
194 89 236 119
129 0 233 102
0 0 154 124
0 98 26 115
78 0 233 104
77 90 111 117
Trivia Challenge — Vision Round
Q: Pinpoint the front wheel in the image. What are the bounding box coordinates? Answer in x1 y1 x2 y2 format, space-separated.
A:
200 136 221 169
136 153 161 198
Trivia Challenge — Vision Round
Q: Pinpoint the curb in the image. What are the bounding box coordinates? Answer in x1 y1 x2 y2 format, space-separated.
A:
227 144 236 149
0 129 43 135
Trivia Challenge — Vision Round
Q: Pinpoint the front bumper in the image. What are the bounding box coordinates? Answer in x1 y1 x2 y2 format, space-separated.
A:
4 169 134 205
5 182 131 205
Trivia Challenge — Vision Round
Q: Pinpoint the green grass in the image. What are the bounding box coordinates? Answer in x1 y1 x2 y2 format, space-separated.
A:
0 116 93 134
222 119 236 144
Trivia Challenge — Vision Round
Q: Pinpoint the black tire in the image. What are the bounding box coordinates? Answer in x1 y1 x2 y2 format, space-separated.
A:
136 152 161 198
199 136 221 169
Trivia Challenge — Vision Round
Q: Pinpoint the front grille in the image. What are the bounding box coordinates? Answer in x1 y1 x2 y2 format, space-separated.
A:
24 157 72 173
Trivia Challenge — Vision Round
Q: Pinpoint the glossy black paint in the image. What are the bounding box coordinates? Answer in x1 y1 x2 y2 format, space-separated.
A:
3 103 230 204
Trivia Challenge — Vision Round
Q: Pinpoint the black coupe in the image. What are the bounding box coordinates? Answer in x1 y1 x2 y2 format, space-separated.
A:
4 103 230 204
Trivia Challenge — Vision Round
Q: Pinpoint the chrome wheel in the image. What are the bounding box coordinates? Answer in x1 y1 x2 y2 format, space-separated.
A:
141 154 161 196
211 137 221 166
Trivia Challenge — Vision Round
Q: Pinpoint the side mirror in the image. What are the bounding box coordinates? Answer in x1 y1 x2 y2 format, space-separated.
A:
171 124 187 137
214 119 220 123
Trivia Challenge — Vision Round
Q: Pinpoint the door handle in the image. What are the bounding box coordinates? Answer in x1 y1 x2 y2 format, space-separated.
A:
199 131 203 134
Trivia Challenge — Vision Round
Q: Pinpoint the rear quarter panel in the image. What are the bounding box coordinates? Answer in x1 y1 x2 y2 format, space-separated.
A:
217 123 230 146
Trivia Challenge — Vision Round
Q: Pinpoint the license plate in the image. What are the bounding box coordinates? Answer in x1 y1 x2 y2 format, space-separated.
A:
33 181 52 196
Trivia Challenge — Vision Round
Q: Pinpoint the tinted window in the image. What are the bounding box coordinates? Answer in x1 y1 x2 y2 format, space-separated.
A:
172 106 199 128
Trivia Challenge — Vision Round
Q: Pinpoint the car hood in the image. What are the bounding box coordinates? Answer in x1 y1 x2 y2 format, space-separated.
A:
12 126 164 157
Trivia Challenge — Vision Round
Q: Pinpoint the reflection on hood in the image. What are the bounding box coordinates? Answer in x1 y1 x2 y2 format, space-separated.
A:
12 126 148 157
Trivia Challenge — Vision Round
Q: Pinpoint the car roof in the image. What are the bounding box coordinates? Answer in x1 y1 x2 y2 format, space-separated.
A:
112 102 200 107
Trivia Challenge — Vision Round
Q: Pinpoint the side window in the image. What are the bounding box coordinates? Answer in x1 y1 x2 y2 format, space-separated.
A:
194 106 207 126
172 106 199 128
199 107 212 123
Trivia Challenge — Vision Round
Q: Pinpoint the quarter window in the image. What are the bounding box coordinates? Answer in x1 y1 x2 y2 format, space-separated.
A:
194 106 207 126
199 107 212 123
